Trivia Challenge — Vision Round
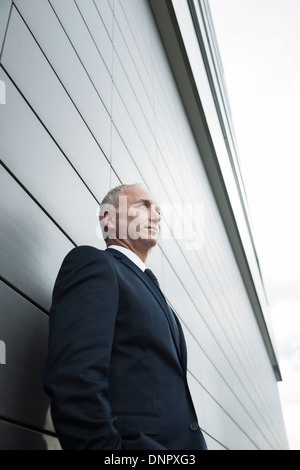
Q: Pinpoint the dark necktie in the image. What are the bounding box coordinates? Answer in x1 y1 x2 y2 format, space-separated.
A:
144 268 181 351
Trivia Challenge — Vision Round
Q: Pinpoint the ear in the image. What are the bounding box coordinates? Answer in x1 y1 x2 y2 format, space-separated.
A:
102 209 116 231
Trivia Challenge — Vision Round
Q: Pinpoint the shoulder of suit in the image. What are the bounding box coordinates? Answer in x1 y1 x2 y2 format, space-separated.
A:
57 245 120 278
61 245 111 268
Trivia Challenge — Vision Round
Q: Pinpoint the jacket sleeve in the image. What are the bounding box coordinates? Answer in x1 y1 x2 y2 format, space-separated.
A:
43 246 122 450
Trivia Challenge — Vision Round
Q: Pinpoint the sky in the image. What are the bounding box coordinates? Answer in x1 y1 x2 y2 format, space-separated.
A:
208 0 300 450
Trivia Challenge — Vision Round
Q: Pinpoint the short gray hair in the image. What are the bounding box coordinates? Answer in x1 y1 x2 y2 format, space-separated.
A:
100 183 143 208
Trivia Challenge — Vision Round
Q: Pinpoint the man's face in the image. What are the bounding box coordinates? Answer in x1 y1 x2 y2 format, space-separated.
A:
116 186 161 248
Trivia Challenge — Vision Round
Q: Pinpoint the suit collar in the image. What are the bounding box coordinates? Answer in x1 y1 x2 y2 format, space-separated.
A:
106 248 145 276
106 248 161 298
107 245 147 272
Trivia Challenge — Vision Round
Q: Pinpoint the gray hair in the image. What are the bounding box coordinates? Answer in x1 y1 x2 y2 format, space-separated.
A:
100 183 143 208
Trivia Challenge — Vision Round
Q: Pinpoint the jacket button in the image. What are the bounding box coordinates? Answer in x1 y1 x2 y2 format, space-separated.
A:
189 422 199 432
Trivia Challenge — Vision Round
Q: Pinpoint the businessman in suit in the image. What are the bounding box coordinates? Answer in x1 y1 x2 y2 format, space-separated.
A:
44 183 207 450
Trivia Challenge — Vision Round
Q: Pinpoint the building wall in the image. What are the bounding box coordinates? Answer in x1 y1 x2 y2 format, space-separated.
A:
0 0 288 449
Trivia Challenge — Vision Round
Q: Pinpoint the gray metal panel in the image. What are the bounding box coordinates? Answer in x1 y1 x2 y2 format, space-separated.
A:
75 0 112 74
0 421 61 450
49 0 112 114
113 9 155 133
106 0 113 12
111 125 143 185
114 0 153 89
191 377 258 450
112 86 158 196
1 6 111 190
0 281 51 432
0 166 73 310
0 69 105 249
203 433 227 451
0 0 11 53
113 52 156 165
184 325 272 450
93 0 113 40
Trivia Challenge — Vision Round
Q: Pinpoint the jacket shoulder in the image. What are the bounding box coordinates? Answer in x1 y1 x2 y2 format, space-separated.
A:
52 246 116 301
57 246 113 277
63 245 106 263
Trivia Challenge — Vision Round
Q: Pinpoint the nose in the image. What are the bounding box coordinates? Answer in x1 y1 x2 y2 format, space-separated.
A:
150 205 161 224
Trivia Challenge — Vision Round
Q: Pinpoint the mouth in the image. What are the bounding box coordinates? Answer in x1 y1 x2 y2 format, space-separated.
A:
147 226 159 234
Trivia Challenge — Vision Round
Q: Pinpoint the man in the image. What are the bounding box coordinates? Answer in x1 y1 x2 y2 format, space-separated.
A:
44 183 207 450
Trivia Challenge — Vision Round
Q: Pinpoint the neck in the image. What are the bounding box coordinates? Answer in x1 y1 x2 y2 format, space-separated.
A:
107 239 152 263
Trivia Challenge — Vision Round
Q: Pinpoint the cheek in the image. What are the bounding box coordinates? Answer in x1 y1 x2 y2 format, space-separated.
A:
135 212 149 225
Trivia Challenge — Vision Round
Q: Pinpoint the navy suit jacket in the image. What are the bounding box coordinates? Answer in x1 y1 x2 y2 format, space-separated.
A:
44 246 207 450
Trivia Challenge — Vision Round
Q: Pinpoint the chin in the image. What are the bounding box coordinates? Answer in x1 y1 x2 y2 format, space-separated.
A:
141 237 158 248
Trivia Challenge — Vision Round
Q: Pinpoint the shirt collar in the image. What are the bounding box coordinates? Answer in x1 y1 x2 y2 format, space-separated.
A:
107 245 147 272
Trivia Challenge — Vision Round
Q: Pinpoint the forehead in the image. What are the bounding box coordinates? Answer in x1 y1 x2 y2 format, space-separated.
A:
122 186 158 205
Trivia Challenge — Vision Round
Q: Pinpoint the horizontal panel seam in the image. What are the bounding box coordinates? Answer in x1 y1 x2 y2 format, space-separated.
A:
187 370 261 450
0 277 49 316
0 415 57 439
0 64 105 209
0 159 77 249
48 0 111 116
10 4 111 166
0 1 13 64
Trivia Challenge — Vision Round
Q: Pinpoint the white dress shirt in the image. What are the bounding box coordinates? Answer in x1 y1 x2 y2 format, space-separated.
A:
107 245 147 272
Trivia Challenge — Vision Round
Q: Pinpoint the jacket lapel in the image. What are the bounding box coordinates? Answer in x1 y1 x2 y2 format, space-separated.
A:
170 306 188 373
106 249 185 372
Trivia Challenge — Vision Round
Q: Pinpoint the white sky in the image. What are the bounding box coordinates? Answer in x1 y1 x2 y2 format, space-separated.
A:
209 0 300 450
